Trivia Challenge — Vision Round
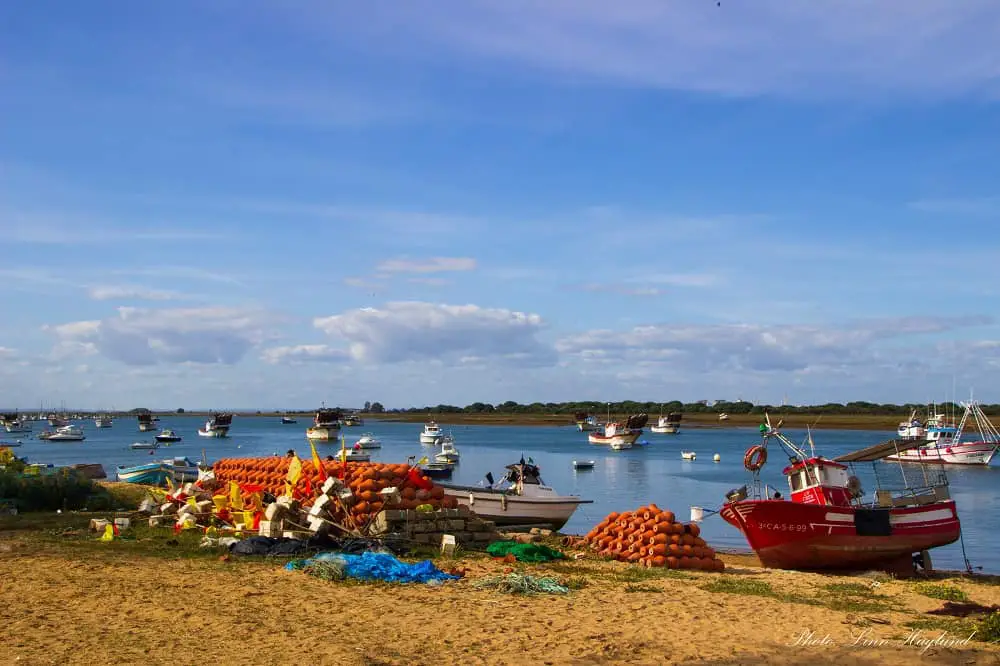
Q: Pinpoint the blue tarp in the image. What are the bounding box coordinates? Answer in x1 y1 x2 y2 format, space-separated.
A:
286 551 460 584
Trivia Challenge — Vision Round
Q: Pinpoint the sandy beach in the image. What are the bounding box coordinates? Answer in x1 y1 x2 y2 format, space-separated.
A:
2 521 1000 666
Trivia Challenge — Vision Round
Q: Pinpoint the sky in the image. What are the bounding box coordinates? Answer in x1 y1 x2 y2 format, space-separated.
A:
1 1 999 410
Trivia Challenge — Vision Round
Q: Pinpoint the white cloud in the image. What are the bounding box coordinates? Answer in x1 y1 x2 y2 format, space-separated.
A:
261 344 350 365
556 316 996 378
376 257 477 274
0 346 16 358
87 285 190 302
45 306 274 366
343 0 1000 99
313 301 556 366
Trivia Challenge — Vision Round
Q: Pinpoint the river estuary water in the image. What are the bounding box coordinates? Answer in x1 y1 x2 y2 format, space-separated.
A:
11 416 999 573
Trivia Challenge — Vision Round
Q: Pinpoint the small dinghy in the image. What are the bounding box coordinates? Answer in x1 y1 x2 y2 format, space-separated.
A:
155 429 182 443
572 460 596 470
681 451 696 461
419 462 454 479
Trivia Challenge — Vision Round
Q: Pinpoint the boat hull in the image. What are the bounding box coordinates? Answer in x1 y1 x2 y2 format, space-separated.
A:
198 428 229 438
885 441 997 466
117 464 172 485
420 433 442 445
306 427 339 441
588 431 641 447
720 498 961 571
651 425 679 434
440 485 591 531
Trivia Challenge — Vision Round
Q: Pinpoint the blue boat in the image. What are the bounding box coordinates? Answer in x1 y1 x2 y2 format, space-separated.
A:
116 457 201 485
116 461 172 485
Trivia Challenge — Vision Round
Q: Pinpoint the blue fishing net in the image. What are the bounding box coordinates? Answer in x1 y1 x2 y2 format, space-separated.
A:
286 551 460 584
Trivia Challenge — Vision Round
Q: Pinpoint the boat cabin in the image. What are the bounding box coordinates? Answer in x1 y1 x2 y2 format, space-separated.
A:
313 409 340 427
211 413 234 427
781 457 854 507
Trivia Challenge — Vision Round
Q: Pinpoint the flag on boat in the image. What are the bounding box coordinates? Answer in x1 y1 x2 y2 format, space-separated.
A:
485 472 495 486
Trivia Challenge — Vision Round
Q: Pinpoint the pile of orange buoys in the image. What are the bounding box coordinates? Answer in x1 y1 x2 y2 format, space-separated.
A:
583 504 725 571
212 457 458 526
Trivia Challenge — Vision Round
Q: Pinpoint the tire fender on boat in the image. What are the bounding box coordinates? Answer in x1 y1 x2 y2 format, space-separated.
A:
501 494 507 511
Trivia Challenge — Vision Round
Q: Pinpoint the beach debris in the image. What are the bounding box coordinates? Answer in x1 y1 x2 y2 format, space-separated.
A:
583 504 727 571
471 573 570 595
487 541 565 563
287 551 460 585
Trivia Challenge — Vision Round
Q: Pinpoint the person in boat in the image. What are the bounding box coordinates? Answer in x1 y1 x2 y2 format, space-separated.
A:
285 449 296 458
773 491 782 500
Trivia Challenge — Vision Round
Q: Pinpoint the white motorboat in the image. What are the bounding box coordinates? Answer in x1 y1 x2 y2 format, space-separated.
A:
131 441 160 450
336 448 370 462
155 429 182 443
435 436 460 463
681 451 696 461
47 413 69 428
44 425 86 441
342 414 363 427
718 413 729 421
306 407 341 441
94 415 113 429
355 432 381 449
420 421 443 445
137 414 157 432
198 413 233 438
439 459 593 530
650 411 682 434
572 460 596 470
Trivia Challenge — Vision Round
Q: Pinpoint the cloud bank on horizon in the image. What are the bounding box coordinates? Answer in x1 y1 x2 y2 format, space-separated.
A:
1 1 998 409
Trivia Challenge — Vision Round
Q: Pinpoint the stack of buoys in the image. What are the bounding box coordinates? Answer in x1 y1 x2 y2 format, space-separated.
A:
212 457 458 528
582 504 725 571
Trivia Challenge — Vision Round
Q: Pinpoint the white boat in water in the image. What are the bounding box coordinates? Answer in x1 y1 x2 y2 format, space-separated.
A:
41 425 86 441
588 413 646 448
155 429 182 443
886 400 1000 466
130 441 160 450
306 407 341 442
420 421 443 445
1 412 31 434
681 451 697 461
355 432 381 449
573 412 601 432
137 414 157 432
94 415 113 429
897 409 926 440
438 459 592 530
650 411 682 434
198 413 233 438
117 457 202 484
435 435 460 463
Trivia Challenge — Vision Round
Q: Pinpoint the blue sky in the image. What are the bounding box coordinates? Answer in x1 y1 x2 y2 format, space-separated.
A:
1 1 999 410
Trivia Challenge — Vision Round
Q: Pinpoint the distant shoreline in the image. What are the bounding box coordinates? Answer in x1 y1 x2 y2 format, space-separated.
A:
107 411 905 432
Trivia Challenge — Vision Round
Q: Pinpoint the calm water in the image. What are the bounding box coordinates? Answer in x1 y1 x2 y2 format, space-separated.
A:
10 416 999 573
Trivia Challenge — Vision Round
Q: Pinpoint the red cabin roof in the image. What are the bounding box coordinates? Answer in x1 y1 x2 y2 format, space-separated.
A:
782 456 848 476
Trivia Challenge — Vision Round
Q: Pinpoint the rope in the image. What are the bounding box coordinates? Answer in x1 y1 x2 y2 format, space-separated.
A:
958 527 975 575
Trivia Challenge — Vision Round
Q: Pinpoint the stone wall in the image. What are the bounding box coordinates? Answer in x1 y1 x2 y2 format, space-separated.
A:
369 505 499 548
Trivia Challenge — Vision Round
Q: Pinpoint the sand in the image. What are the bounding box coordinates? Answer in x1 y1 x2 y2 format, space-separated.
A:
2 536 999 666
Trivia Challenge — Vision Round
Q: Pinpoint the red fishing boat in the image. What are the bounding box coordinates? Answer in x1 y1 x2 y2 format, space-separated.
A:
719 415 961 572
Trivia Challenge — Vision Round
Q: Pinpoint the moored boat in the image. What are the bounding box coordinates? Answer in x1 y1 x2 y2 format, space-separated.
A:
342 414 363 427
94 415 113 429
155 429 182 443
131 441 160 450
419 462 454 479
438 458 592 530
281 416 297 424
435 435 460 463
651 411 682 434
897 409 926 440
573 412 601 432
420 421 443 445
306 407 341 442
2 413 31 434
198 413 233 438
355 432 381 449
719 414 961 572
681 451 696 460
137 414 157 432
116 457 202 485
572 460 595 470
43 425 85 441
588 413 646 448
886 401 1000 466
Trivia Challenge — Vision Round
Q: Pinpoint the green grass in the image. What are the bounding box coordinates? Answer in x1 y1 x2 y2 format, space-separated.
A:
915 583 970 602
700 576 898 613
701 576 778 598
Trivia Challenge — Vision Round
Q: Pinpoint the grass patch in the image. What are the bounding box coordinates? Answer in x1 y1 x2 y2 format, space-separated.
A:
916 583 970 602
822 581 897 613
701 576 777 598
613 566 693 583
904 616 976 635
561 576 588 590
624 583 661 593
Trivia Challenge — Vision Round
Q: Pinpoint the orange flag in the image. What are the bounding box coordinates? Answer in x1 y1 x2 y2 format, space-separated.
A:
310 439 328 483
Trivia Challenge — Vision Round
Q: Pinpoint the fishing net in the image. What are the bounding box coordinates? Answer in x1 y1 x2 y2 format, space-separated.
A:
471 573 570 595
287 551 460 584
486 540 565 562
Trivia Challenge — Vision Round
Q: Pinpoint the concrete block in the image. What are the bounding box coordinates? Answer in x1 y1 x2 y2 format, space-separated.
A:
379 487 401 505
321 477 343 495
447 520 466 531
258 520 282 538
411 521 430 534
473 531 497 542
414 533 434 544
440 534 456 556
